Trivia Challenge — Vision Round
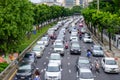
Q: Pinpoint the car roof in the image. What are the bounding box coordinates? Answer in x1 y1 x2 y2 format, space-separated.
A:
93 45 101 47
79 57 88 60
80 68 91 73
51 53 60 56
104 57 115 60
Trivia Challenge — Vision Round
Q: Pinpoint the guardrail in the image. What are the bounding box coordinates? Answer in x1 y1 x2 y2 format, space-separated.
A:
0 32 43 80
0 17 66 80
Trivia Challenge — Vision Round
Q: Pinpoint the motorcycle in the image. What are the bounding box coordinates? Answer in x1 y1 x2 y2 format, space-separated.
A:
33 75 41 80
65 43 68 49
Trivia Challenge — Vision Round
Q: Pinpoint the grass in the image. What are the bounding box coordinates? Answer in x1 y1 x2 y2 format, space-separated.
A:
18 22 57 53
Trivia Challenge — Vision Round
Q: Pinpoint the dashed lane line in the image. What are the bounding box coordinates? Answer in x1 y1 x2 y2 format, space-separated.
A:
69 69 71 73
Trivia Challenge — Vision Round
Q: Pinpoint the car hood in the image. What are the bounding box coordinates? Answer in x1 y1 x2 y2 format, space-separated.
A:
93 50 103 53
78 63 90 68
16 71 31 76
105 65 119 68
46 72 60 77
49 60 61 65
54 48 64 51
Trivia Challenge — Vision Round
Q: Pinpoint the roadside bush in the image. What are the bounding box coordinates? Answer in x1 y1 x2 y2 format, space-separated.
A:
0 63 9 73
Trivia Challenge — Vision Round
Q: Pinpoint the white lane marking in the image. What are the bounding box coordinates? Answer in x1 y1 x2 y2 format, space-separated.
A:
68 62 70 65
46 57 48 59
69 69 71 73
44 62 46 65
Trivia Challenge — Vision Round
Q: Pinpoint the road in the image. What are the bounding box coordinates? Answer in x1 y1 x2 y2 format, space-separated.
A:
13 17 120 80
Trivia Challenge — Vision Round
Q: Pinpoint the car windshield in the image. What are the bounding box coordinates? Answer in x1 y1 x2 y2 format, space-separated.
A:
41 38 47 41
54 44 63 48
94 46 102 50
17 69 31 73
50 55 60 60
80 72 93 79
72 44 80 48
47 66 60 72
106 60 117 65
24 54 33 58
79 60 89 64
32 47 41 51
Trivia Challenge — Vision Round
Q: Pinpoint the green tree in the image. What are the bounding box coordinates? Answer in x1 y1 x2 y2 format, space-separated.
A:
0 0 34 54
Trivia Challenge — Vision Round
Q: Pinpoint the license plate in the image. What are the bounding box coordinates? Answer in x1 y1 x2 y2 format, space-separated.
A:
21 77 25 79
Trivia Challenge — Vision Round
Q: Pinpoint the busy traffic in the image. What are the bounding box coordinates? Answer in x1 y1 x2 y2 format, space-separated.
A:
14 16 120 80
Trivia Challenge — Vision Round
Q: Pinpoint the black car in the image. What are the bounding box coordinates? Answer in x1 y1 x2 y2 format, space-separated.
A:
22 52 37 63
70 42 81 55
76 57 91 70
15 62 35 80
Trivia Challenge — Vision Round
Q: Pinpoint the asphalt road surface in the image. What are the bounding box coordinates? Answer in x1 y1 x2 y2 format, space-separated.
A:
13 17 120 80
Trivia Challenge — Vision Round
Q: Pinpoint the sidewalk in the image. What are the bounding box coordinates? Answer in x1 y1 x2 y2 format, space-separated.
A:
90 29 120 67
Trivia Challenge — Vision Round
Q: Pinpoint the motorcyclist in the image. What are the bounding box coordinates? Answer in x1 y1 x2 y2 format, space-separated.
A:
94 58 100 73
35 68 40 76
86 49 91 58
65 41 68 49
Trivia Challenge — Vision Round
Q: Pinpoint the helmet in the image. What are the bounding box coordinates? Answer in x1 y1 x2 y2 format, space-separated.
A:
36 68 39 70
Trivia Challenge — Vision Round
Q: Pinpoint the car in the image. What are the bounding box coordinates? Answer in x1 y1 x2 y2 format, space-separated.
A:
81 27 86 33
36 41 46 50
31 45 44 57
92 45 104 57
101 57 120 73
53 43 64 56
76 57 91 70
70 42 81 55
22 52 36 63
40 36 50 46
44 62 62 80
77 68 95 80
83 33 93 43
15 62 34 80
70 35 78 41
49 53 61 66
70 36 79 42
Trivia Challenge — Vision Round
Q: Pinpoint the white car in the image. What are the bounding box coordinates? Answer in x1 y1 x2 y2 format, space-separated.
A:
77 68 94 80
44 62 62 80
83 33 92 43
81 27 86 33
36 41 46 50
53 43 64 56
31 45 43 57
101 57 120 73
70 35 78 40
40 36 49 46
49 53 61 66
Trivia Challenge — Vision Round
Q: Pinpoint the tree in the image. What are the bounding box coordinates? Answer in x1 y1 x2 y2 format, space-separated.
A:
0 0 34 54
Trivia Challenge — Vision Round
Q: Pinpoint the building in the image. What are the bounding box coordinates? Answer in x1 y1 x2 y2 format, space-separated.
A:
65 0 76 8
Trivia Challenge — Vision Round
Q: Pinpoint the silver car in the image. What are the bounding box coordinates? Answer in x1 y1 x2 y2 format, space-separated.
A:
92 45 104 57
